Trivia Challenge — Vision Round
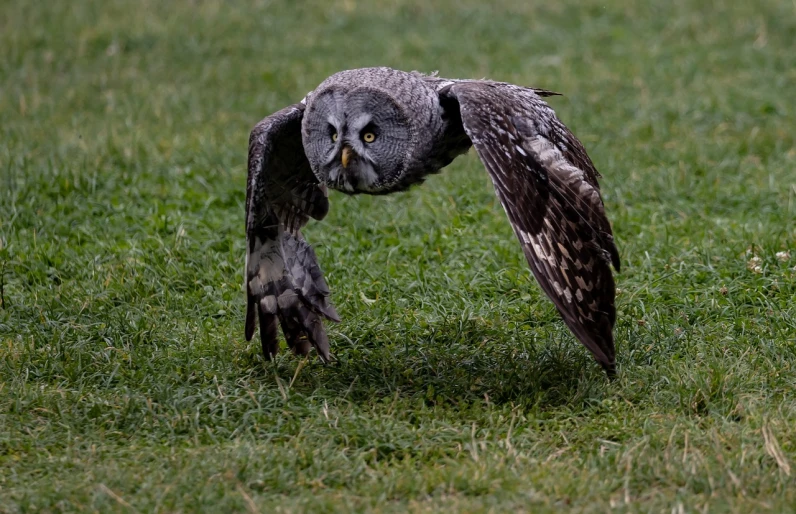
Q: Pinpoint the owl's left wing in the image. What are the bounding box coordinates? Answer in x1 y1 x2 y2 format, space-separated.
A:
439 81 621 376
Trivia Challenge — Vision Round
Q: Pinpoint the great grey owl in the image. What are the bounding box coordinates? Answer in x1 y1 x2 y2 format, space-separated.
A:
245 67 621 376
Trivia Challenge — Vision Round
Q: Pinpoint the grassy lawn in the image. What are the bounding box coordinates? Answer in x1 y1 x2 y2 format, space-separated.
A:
2 0 795 511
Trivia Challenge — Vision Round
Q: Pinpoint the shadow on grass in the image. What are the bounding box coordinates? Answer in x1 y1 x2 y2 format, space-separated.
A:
245 317 610 411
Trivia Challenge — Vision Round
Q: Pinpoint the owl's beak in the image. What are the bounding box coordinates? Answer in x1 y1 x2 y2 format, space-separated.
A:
341 145 354 169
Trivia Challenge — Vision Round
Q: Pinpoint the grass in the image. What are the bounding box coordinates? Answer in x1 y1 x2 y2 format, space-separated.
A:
1 0 795 511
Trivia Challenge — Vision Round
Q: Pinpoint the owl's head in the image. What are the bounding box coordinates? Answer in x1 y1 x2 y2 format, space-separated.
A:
302 86 412 194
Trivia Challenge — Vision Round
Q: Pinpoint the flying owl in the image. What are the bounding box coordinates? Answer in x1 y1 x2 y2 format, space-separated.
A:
245 67 621 376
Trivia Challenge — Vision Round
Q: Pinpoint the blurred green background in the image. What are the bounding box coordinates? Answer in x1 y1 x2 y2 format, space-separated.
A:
1 0 795 512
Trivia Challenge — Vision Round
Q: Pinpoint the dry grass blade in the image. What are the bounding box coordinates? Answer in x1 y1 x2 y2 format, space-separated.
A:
762 423 791 476
236 484 259 514
98 484 138 512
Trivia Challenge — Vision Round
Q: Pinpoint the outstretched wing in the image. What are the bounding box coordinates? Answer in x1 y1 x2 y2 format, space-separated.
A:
245 102 339 362
440 82 621 375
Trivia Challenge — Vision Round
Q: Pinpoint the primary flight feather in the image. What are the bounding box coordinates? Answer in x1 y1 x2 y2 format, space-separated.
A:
245 67 621 376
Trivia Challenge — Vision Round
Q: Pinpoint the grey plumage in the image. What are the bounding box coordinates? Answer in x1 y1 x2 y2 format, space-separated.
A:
245 67 621 375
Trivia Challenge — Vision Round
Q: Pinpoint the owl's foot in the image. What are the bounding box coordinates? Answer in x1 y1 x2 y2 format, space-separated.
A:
246 232 339 362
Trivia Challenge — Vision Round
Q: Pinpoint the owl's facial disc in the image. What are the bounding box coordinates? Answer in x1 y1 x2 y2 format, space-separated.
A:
302 87 410 194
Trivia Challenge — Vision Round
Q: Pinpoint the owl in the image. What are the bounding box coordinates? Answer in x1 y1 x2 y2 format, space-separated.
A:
245 67 621 376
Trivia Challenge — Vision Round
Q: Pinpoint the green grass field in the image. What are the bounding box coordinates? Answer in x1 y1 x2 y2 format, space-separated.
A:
2 0 795 511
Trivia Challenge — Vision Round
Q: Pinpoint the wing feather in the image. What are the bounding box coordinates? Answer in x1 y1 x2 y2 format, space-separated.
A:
245 103 339 361
441 82 620 375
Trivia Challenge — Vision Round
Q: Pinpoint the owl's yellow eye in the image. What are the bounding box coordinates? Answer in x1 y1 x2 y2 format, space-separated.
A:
362 132 376 143
331 132 338 142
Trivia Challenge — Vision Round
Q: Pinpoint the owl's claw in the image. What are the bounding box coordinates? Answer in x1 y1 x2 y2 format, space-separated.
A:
276 296 333 362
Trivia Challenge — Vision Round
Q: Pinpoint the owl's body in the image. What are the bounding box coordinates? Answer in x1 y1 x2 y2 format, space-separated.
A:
245 67 621 376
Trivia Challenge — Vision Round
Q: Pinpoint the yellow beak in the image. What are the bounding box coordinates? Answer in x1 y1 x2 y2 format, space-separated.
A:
341 146 353 169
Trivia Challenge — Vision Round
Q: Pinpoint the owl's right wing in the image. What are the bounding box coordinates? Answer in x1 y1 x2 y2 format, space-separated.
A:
245 102 339 362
